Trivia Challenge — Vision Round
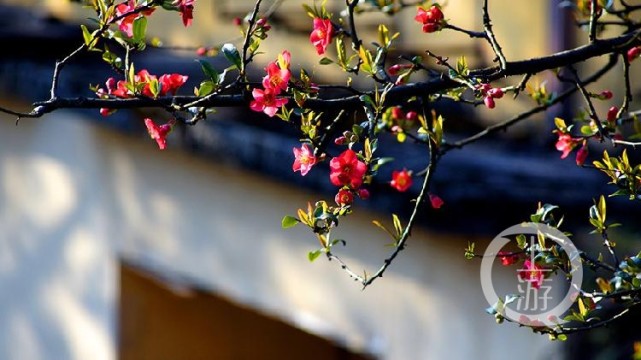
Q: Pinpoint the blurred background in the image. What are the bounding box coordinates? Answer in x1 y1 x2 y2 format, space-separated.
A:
0 0 640 359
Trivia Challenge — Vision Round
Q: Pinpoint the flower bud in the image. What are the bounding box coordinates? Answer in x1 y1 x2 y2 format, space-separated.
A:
484 96 495 109
488 87 504 99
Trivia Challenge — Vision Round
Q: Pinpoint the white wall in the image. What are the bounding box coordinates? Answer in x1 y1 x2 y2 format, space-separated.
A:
0 107 560 359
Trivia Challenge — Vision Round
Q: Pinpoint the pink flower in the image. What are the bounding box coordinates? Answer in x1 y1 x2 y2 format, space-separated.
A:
390 169 413 192
292 144 317 176
174 0 195 27
518 259 544 289
249 88 288 117
555 133 579 159
335 189 354 206
576 143 588 166
262 62 290 93
310 18 334 55
144 118 174 150
415 6 444 33
429 193 444 209
115 0 155 37
329 149 367 189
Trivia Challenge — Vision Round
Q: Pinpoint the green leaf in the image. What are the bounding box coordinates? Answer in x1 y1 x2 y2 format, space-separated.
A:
516 234 527 249
307 249 322 262
464 241 476 260
197 59 219 83
221 43 242 70
81 25 94 48
132 16 147 43
319 57 334 65
282 215 299 229
196 81 215 97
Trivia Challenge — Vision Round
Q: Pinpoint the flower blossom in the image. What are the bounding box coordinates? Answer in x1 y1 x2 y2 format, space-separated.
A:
415 5 444 33
497 251 520 266
115 0 155 38
292 143 317 176
335 189 354 206
144 118 175 150
310 18 334 55
262 51 291 94
250 88 288 117
329 149 367 189
174 0 195 27
390 169 413 192
518 259 545 289
555 133 580 159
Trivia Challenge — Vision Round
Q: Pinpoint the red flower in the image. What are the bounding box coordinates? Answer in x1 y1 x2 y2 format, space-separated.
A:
576 143 589 166
497 251 520 266
518 259 544 289
144 118 174 150
173 0 195 27
429 193 444 209
329 149 367 189
159 73 188 95
292 144 317 176
250 88 288 117
415 6 444 33
335 189 354 206
115 0 155 37
262 62 290 94
310 18 334 55
555 133 579 159
390 169 413 192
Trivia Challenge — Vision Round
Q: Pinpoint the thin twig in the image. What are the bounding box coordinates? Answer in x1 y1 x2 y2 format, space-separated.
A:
482 0 507 70
362 138 439 288
443 55 618 151
570 65 607 140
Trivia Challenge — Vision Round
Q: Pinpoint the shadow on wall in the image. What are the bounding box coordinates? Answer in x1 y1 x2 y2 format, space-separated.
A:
0 108 115 360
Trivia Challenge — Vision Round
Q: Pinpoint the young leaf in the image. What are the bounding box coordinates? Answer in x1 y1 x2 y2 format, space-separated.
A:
282 215 299 228
308 249 322 262
81 25 94 48
221 43 242 70
196 59 219 83
132 16 147 43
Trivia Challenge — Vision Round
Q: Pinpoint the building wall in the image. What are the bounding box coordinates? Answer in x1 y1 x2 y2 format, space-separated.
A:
0 99 560 359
